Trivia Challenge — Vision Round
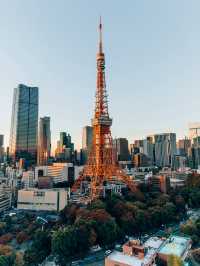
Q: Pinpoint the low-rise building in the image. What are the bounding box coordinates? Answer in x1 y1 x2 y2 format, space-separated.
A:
105 239 157 266
105 236 192 266
144 237 164 250
35 163 74 185
158 235 192 264
17 188 70 212
170 178 185 189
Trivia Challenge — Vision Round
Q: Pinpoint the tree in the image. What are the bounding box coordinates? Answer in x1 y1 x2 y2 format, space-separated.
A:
0 224 6 237
79 208 119 247
0 245 13 256
161 203 176 223
4 216 12 231
190 191 200 208
0 234 13 245
167 255 183 266
52 219 107 265
23 230 51 266
52 226 78 266
74 221 93 254
120 211 136 235
16 231 29 244
0 246 15 266
149 206 162 228
135 210 149 232
0 256 9 266
88 199 105 210
180 220 197 236
174 195 185 212
192 248 200 264
14 252 24 266
60 203 80 224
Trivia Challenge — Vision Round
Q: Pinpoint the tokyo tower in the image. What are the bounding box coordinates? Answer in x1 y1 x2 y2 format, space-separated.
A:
73 18 136 199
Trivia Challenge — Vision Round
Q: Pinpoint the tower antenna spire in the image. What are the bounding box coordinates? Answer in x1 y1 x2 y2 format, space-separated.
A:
99 16 103 53
72 18 137 200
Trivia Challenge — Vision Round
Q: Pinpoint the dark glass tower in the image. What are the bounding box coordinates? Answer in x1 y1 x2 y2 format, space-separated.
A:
9 84 39 164
38 116 51 165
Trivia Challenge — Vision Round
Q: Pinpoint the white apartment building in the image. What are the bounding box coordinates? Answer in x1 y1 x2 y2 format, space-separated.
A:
17 188 70 212
35 163 74 184
21 171 35 188
6 166 23 189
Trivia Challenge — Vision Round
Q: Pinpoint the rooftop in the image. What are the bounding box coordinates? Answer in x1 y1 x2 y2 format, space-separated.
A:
144 237 164 250
19 188 69 192
159 236 191 258
106 249 156 266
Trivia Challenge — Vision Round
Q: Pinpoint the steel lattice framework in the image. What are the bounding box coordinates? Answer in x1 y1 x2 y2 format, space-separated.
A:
73 19 136 199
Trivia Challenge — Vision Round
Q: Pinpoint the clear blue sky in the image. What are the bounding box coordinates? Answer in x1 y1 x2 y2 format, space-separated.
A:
0 0 200 149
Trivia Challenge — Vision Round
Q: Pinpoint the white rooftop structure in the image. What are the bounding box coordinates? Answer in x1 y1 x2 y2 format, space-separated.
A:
105 251 154 266
35 163 74 184
106 249 156 266
158 235 192 260
144 237 164 250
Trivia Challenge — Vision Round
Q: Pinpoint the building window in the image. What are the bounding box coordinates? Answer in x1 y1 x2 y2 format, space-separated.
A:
33 191 45 197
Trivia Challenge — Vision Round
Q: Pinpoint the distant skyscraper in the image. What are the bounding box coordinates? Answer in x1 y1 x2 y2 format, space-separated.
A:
60 132 74 151
38 117 51 165
113 138 130 161
55 132 74 162
82 126 93 150
146 136 155 164
0 135 4 163
131 139 148 156
188 136 200 169
9 84 39 164
189 123 200 140
177 138 191 156
0 135 4 147
154 133 177 168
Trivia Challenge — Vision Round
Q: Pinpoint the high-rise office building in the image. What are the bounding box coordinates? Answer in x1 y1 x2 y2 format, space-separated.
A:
189 123 200 140
9 84 39 164
82 126 93 150
55 132 74 162
154 133 177 168
131 139 148 156
0 135 4 163
113 138 130 161
81 126 93 164
188 136 200 169
0 135 4 147
60 132 74 151
146 136 155 164
177 138 191 156
38 117 51 165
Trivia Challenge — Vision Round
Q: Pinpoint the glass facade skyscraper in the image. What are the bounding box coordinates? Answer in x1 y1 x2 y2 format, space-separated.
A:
82 126 93 150
9 84 39 164
38 116 51 165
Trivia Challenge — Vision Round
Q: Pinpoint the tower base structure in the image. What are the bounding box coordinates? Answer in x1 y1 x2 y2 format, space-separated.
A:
72 163 137 200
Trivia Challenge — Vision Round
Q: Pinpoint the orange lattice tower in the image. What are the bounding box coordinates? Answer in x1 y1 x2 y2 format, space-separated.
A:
73 18 136 199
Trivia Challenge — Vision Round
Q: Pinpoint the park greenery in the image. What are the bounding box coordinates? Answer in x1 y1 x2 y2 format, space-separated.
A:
180 218 200 245
167 255 184 266
0 172 200 265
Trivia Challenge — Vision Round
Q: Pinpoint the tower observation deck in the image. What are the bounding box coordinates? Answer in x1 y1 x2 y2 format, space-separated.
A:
73 18 136 200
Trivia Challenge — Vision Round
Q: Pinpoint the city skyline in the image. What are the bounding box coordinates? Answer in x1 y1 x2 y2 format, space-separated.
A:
1 1 200 149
